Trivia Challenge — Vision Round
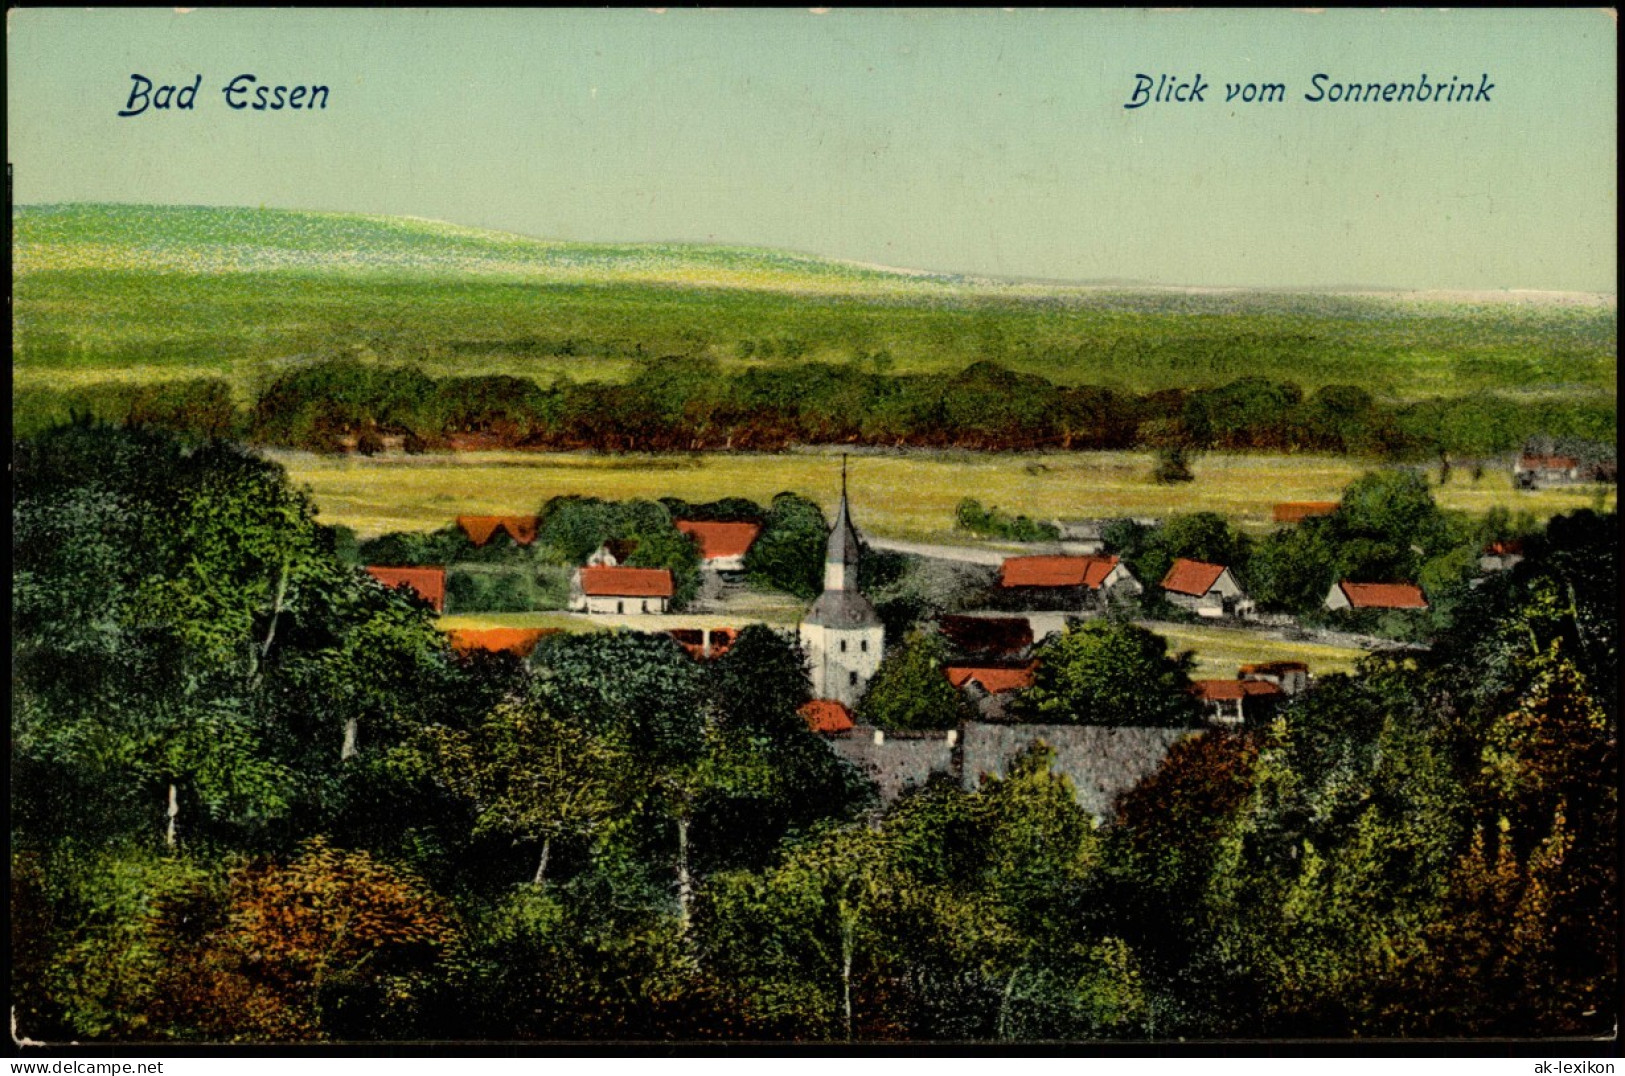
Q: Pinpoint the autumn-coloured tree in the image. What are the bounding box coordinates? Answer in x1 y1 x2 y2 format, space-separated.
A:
151 838 458 1042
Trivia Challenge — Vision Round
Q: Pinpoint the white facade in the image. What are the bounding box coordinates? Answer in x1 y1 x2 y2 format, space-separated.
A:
578 593 668 615
1165 567 1252 618
802 620 886 708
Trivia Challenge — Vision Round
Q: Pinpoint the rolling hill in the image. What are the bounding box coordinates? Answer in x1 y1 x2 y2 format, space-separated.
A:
12 204 1618 408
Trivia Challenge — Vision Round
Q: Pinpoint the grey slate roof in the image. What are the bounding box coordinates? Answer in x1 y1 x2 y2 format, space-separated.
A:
805 587 881 629
826 494 863 567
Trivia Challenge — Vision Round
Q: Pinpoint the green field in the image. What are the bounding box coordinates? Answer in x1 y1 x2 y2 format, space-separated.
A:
1152 623 1365 679
278 448 1616 542
15 205 1617 406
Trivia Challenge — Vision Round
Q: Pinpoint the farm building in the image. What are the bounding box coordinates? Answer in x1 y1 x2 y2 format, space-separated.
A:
1272 501 1339 525
799 699 855 735
1514 455 1581 489
937 614 1034 660
1238 660 1311 695
1325 581 1429 612
944 662 1037 721
456 515 538 548
1191 679 1285 726
667 627 738 661
586 538 639 567
996 554 1142 611
1479 539 1525 573
445 627 558 659
571 566 674 615
675 520 760 573
1160 558 1253 619
365 566 446 613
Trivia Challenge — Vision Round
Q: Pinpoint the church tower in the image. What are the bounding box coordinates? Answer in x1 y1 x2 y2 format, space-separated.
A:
799 459 886 708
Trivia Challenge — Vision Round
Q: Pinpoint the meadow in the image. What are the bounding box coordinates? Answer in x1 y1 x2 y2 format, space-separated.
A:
277 448 1615 542
15 205 1617 408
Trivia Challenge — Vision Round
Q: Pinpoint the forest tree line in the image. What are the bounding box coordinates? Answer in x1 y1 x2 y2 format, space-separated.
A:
12 422 1618 1042
14 356 1617 461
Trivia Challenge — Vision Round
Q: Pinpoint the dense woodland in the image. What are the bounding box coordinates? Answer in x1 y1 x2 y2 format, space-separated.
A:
13 356 1617 461
11 422 1617 1042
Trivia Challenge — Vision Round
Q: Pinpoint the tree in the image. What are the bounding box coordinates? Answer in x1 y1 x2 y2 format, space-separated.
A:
745 492 828 599
1014 621 1198 727
430 700 628 886
857 631 975 731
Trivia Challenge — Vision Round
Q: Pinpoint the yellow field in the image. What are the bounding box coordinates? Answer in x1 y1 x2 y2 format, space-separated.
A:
274 448 1615 541
1151 622 1366 679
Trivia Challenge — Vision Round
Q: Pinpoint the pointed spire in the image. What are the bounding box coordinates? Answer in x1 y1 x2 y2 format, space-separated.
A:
826 456 862 572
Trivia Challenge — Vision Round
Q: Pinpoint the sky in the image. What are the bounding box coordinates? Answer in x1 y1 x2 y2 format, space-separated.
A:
6 8 1617 291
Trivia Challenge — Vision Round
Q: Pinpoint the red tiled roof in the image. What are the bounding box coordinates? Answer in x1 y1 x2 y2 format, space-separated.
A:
938 615 1034 657
1518 455 1579 471
446 627 558 657
580 566 674 598
799 699 855 734
457 515 539 547
675 521 761 560
1191 679 1284 701
944 663 1037 694
365 566 446 613
1273 501 1339 524
1484 539 1524 556
998 555 1120 589
1338 582 1429 610
1161 558 1228 597
668 627 738 661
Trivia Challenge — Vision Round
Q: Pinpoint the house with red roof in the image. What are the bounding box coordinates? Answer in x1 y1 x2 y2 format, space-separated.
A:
996 554 1141 611
456 515 539 548
1324 581 1429 612
1514 454 1581 489
938 615 1034 660
1238 660 1311 695
1160 558 1253 619
668 627 737 661
944 661 1037 721
570 566 674 615
675 521 760 573
445 627 558 659
799 698 855 736
1272 501 1339 525
1479 539 1526 573
1191 679 1284 726
365 566 447 614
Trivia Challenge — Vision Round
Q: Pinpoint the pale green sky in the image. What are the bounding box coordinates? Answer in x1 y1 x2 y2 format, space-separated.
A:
6 8 1617 290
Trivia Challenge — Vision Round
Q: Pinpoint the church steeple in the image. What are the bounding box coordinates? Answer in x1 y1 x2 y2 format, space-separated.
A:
799 457 886 708
824 455 862 590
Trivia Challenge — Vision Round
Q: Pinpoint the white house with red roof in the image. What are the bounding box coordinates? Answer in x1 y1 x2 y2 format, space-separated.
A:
1324 581 1429 612
1514 454 1581 489
1191 679 1285 725
571 565 674 615
996 554 1142 610
1160 558 1252 619
675 520 760 574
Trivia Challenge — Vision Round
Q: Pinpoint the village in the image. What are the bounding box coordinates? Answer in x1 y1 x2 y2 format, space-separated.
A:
350 452 1571 820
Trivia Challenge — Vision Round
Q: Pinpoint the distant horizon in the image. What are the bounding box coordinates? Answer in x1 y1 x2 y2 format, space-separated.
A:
14 199 1618 302
7 10 1615 294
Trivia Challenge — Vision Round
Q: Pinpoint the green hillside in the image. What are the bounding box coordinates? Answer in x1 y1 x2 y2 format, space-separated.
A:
12 204 1618 406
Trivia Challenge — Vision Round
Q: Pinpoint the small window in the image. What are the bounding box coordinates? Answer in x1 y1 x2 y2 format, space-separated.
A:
840 639 847 653
849 671 858 686
641 600 648 613
860 639 868 653
616 600 624 614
